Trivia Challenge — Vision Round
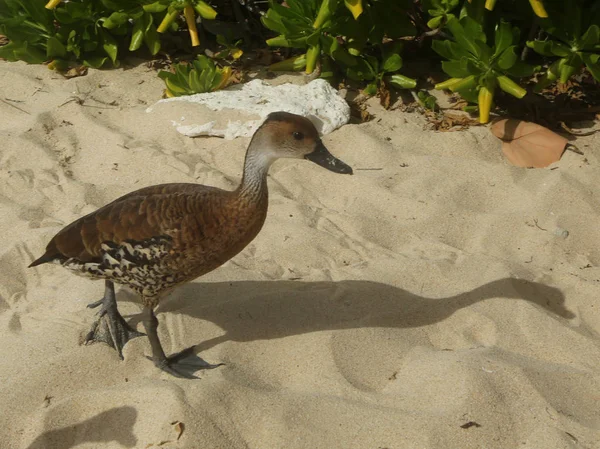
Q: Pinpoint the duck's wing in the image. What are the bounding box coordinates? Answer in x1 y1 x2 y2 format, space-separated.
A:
29 183 226 267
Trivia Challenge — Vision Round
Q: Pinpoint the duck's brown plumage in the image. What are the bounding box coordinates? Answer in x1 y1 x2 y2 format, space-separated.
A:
28 111 352 377
30 182 268 306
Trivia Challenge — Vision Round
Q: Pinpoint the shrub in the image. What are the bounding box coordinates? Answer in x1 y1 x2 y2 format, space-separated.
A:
0 0 598 123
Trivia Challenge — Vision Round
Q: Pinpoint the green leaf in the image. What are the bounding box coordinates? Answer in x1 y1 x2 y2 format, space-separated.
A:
427 16 443 29
503 61 537 78
83 56 109 69
582 53 600 81
475 41 492 63
129 17 145 51
446 17 482 58
0 41 46 64
432 39 470 60
432 40 454 60
417 91 437 110
389 74 417 89
66 29 81 58
321 34 356 66
462 16 486 44
455 86 479 103
55 2 92 24
103 12 129 30
165 77 188 94
157 70 172 81
497 75 526 98
527 40 571 57
447 74 476 91
441 59 472 77
496 46 517 70
494 20 513 57
346 58 375 81
143 2 168 13
211 70 224 90
382 53 402 73
580 25 600 50
144 25 161 55
363 82 377 95
260 11 287 35
559 53 583 83
101 29 118 64
46 36 67 59
189 70 204 93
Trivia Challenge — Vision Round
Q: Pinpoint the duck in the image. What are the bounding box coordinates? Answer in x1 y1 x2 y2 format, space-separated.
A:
29 111 353 378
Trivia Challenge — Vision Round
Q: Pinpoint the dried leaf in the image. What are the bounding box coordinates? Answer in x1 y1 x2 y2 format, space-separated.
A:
378 79 391 110
172 421 184 440
64 66 88 79
461 421 482 429
491 118 568 168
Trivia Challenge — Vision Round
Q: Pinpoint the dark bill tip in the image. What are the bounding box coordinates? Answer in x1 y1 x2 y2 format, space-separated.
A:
305 141 353 175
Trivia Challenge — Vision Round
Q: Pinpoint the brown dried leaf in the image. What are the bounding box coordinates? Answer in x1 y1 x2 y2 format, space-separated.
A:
491 118 568 168
173 421 184 440
378 80 391 110
63 65 88 79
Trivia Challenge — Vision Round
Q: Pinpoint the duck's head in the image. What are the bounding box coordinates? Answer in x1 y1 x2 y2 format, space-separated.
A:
251 111 353 175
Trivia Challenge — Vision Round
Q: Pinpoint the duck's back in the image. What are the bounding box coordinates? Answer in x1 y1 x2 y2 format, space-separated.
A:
29 182 267 299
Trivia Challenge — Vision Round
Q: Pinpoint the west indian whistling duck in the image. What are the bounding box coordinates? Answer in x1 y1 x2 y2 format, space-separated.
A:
29 111 353 378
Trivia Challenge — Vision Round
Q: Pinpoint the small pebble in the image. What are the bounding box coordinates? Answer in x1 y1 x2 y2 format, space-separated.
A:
554 227 569 239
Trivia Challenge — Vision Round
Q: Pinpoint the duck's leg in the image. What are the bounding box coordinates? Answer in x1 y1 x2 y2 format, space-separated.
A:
84 280 144 359
142 306 222 379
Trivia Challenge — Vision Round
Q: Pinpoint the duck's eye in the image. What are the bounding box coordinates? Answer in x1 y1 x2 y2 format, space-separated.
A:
292 131 304 140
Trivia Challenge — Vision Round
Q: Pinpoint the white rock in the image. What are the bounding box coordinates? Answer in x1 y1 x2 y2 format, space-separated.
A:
146 79 350 139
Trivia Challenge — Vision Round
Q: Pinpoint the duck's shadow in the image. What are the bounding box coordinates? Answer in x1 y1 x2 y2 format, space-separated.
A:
123 278 574 352
25 407 137 449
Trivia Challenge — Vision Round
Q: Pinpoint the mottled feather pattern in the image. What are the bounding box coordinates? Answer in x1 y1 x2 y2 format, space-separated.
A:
61 236 182 299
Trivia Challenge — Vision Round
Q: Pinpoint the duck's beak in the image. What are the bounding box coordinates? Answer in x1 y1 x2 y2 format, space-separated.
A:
305 141 353 175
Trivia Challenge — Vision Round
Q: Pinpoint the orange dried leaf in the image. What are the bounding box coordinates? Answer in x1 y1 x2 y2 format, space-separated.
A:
173 421 184 440
491 118 568 168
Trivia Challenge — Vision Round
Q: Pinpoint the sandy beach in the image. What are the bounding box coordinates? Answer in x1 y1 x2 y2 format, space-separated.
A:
0 60 599 449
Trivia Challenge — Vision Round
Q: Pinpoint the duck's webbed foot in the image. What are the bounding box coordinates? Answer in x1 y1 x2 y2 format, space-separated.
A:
142 307 223 379
84 280 144 359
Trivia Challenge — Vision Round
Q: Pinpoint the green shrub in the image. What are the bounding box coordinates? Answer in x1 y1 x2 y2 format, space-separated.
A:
158 54 231 96
527 2 600 90
0 0 598 123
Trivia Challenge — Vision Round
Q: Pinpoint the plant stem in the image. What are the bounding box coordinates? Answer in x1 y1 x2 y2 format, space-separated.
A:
184 6 200 47
305 43 321 74
344 0 363 20
529 0 548 18
478 83 495 124
45 0 62 10
484 0 498 11
157 10 179 33
194 1 217 20
313 0 334 29
521 21 539 61
269 54 307 71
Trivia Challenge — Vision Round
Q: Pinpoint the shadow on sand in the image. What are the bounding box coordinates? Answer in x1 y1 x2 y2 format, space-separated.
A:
121 277 573 352
26 406 137 449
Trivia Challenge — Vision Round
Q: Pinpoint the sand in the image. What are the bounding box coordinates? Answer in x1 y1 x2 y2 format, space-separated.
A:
0 59 599 449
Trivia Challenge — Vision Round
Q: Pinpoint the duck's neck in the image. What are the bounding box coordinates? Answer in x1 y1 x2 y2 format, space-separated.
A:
237 147 273 202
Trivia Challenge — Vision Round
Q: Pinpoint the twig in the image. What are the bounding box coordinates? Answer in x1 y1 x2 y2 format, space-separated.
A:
560 121 599 137
565 143 584 155
533 219 547 231
521 21 539 61
1 98 30 114
355 168 383 171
